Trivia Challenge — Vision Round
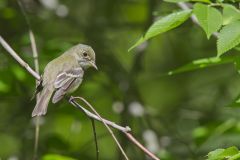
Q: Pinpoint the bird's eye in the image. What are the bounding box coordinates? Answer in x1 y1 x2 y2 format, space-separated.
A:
83 52 88 57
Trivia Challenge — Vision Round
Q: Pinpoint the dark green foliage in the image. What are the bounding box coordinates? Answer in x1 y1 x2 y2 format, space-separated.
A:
1 0 240 160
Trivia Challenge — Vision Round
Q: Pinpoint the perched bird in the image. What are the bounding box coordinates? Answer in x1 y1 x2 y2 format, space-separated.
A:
32 44 97 117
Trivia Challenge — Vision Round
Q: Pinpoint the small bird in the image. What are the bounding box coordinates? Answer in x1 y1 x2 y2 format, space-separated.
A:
32 44 97 117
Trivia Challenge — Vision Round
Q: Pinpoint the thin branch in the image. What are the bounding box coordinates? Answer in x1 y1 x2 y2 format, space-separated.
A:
177 2 218 38
29 30 40 160
29 30 40 74
0 37 160 160
17 0 41 157
70 100 131 132
70 97 129 160
71 98 160 160
90 118 99 160
0 36 41 80
125 133 160 160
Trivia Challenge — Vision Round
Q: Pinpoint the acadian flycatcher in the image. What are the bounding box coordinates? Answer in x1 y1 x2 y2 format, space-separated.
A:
32 44 97 117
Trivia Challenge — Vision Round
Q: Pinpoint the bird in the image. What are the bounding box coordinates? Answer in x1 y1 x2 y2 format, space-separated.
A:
32 44 97 117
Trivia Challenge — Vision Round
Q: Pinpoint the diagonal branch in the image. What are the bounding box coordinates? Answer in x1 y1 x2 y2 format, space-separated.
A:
71 96 129 160
0 35 160 160
0 36 41 80
70 99 131 132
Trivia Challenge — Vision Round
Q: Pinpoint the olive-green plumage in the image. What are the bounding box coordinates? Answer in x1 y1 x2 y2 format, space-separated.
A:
32 44 97 117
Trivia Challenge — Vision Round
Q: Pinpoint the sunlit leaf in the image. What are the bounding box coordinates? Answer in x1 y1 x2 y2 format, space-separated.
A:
222 4 240 25
207 146 239 160
128 10 191 51
207 149 225 160
168 56 236 75
217 21 240 56
193 3 222 39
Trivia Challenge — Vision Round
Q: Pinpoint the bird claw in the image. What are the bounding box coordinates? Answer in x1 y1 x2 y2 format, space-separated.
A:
68 96 75 102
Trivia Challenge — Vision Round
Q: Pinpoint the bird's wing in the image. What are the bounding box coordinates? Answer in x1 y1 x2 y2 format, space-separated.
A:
52 67 84 103
54 67 83 89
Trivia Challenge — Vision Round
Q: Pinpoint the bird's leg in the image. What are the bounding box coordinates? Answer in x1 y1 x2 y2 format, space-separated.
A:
66 95 74 102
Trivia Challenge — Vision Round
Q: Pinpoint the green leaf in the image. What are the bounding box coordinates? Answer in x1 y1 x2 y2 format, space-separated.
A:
207 149 225 160
41 154 77 160
223 4 240 25
217 21 240 56
193 3 222 39
207 146 239 160
168 56 235 75
128 10 192 51
229 153 240 160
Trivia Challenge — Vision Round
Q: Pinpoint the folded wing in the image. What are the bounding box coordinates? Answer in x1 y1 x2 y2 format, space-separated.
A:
52 67 84 103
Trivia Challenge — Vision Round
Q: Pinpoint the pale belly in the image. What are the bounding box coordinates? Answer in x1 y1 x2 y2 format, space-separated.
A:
67 77 83 94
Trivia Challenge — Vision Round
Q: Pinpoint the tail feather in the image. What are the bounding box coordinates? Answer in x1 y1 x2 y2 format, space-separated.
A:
32 88 53 117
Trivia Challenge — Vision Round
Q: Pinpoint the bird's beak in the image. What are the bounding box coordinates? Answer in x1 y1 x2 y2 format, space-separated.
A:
90 61 98 70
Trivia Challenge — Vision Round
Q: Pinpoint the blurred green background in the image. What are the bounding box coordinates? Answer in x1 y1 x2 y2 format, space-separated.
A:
1 0 240 160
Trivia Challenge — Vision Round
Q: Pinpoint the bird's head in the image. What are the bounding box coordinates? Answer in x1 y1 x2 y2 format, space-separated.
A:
73 44 97 70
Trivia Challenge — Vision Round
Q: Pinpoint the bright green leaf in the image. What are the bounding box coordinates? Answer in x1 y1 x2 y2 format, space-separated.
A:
229 152 240 160
221 147 239 158
193 3 222 39
128 10 192 51
207 146 239 160
223 4 240 25
207 149 225 160
217 21 240 56
168 56 236 75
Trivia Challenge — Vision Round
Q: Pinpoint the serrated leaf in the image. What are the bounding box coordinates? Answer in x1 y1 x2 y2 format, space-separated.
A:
223 4 240 25
193 3 222 39
207 149 225 160
128 10 192 51
207 146 240 160
167 56 235 75
217 21 240 56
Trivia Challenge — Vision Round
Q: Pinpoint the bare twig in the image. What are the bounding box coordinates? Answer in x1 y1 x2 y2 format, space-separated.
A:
90 118 99 160
177 2 218 38
70 96 129 160
70 100 131 132
125 133 160 160
0 36 41 80
71 98 160 160
29 31 39 74
29 30 40 159
0 37 160 160
17 0 41 157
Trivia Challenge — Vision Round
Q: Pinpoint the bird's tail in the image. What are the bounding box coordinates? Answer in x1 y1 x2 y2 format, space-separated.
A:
32 87 53 117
